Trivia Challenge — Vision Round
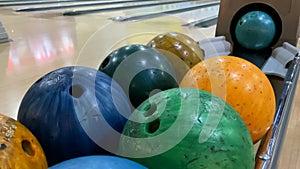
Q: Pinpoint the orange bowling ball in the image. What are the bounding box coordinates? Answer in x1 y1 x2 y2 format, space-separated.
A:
0 113 47 169
180 56 276 143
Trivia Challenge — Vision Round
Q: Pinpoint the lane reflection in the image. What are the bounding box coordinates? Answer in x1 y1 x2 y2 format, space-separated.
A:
7 19 75 73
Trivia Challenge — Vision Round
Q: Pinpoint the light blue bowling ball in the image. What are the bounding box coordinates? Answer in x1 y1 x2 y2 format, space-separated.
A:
235 11 276 50
49 155 148 169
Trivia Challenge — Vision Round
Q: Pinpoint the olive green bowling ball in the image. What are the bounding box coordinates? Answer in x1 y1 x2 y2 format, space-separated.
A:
147 32 205 68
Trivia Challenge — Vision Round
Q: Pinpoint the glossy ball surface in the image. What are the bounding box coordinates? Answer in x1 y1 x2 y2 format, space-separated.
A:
99 44 178 108
17 66 131 166
155 49 190 82
235 11 276 50
129 68 177 108
0 113 47 169
49 155 147 169
180 56 276 143
147 32 205 68
119 88 254 169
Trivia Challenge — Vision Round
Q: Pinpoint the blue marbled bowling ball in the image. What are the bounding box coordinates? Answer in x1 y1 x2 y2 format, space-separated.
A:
17 66 131 166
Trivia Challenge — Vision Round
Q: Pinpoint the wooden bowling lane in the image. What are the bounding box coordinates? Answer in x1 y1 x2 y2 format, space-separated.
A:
1 0 213 17
0 0 218 119
13 0 157 12
61 0 213 16
18 0 210 17
0 16 77 118
110 1 219 22
182 15 218 28
6 0 219 22
0 0 85 7
0 0 82 1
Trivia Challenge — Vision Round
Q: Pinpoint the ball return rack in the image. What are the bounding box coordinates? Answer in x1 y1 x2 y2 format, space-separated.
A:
199 0 300 167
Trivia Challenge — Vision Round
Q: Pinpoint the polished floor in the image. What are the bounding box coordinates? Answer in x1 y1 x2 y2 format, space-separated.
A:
0 0 299 168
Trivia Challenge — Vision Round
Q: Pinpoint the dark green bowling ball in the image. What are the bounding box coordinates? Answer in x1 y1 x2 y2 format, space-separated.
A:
99 44 178 108
118 88 254 169
235 11 276 50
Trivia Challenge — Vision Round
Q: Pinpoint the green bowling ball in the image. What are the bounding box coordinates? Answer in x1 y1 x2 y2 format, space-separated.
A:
99 44 178 108
118 88 254 169
235 11 276 50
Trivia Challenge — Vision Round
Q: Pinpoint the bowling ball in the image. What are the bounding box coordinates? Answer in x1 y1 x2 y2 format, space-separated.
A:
147 32 205 68
118 88 254 169
155 49 190 82
17 66 131 166
0 113 47 169
49 155 147 169
180 56 276 143
99 44 178 108
235 11 276 50
129 68 178 108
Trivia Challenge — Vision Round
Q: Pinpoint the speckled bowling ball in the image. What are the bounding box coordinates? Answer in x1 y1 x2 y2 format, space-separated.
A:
0 113 47 169
147 32 205 68
235 11 276 50
180 56 276 143
118 88 254 169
